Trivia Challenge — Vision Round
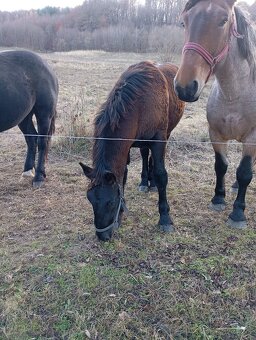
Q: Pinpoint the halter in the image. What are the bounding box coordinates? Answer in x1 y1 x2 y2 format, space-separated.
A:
182 15 244 82
95 185 128 233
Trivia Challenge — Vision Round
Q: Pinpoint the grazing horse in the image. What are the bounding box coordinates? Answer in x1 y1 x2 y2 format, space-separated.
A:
174 0 256 228
0 50 58 188
80 61 185 241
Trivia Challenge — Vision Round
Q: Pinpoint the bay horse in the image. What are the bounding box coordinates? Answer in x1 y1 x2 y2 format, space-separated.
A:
174 0 256 229
0 50 58 188
80 61 185 241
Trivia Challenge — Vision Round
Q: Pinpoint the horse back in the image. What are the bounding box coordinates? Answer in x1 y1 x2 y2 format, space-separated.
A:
95 61 170 142
0 50 58 132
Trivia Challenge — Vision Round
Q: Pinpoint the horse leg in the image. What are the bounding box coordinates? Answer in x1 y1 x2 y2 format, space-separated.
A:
123 152 130 190
139 147 149 192
148 155 157 192
18 112 38 180
209 131 228 211
33 113 54 188
123 165 128 196
151 142 174 233
232 159 255 194
227 153 254 229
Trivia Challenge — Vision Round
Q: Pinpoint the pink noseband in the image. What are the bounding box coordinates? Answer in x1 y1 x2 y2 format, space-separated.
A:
182 21 244 81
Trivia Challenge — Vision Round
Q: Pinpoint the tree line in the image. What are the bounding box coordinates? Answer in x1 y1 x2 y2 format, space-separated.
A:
0 0 253 53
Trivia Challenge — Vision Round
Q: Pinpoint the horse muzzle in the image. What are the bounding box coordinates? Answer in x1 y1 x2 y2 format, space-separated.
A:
174 78 200 102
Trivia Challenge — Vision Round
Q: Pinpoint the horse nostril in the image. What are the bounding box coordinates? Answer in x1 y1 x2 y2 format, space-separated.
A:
174 80 199 102
104 235 111 241
192 80 198 94
97 231 112 242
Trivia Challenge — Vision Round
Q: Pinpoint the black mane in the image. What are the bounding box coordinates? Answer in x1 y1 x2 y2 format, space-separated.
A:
94 62 156 134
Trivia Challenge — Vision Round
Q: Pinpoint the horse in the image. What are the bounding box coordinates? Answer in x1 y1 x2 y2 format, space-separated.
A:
174 0 256 229
0 50 58 188
80 61 185 241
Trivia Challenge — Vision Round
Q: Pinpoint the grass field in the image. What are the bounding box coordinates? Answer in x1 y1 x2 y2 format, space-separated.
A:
0 50 255 339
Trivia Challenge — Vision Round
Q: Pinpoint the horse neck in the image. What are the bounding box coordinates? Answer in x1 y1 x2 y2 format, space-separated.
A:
214 38 251 101
93 138 130 184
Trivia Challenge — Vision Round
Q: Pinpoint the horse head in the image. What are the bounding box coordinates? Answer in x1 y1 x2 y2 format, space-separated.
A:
80 162 125 241
174 0 238 102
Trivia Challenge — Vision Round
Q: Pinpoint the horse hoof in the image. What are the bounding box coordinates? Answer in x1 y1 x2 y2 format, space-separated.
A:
159 224 175 233
149 186 158 192
138 185 149 193
231 187 239 195
209 203 226 212
227 218 247 229
33 181 44 189
21 169 35 178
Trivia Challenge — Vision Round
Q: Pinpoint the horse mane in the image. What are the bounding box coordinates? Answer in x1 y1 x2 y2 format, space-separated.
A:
94 61 156 134
235 6 256 80
92 61 159 183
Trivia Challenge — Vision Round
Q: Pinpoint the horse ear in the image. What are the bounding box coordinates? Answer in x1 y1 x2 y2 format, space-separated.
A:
79 162 94 179
104 171 116 185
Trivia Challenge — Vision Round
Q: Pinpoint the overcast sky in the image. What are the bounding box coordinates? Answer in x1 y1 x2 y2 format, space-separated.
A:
0 0 254 12
0 1 84 12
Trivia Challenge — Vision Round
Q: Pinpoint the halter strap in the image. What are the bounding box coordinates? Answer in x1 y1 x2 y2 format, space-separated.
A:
182 21 244 81
95 186 128 233
183 42 229 68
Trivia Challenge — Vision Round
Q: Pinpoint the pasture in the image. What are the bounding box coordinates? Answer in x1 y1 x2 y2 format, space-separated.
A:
0 50 255 339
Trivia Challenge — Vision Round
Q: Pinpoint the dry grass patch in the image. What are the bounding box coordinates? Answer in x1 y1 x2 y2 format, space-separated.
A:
0 51 255 340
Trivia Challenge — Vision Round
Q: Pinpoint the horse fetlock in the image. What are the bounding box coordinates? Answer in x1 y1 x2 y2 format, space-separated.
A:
229 208 246 222
149 186 158 192
209 196 226 212
138 185 149 193
21 168 35 178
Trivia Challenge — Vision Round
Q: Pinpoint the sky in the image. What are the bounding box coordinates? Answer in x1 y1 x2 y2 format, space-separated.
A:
0 1 84 12
0 0 254 13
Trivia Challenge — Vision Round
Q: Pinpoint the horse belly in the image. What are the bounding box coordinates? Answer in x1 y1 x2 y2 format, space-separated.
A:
0 88 35 132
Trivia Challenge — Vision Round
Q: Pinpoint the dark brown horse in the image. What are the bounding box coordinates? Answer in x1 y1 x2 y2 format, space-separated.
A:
174 0 256 228
0 50 58 188
80 61 185 241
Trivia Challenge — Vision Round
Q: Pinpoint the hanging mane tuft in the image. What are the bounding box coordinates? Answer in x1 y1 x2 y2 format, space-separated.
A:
235 6 256 80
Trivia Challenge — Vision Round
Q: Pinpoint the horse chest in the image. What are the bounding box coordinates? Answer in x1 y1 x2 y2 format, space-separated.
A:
207 100 255 141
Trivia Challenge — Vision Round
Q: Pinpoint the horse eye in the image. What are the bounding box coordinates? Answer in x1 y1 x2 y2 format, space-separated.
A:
219 18 228 27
